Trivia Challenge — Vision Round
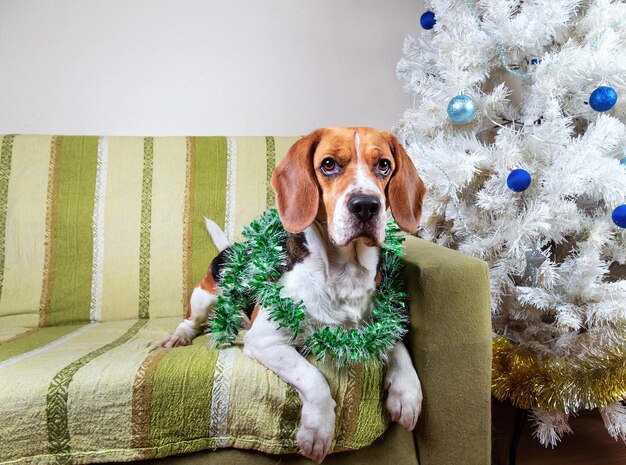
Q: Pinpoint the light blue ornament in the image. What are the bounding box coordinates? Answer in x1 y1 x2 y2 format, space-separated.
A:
613 205 626 228
620 156 626 167
507 169 532 192
447 95 476 124
589 86 618 112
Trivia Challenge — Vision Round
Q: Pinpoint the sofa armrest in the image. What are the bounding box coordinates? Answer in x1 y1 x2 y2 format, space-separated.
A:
402 236 492 465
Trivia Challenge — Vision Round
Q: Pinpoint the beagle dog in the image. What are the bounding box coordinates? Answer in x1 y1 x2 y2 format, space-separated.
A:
161 127 426 463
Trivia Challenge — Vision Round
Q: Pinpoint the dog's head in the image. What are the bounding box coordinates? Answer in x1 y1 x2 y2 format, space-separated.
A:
271 127 426 247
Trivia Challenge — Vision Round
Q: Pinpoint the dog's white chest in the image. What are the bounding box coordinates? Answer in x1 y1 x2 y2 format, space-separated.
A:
279 226 379 327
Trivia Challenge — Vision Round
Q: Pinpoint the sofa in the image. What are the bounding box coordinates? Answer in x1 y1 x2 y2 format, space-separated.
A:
0 135 492 465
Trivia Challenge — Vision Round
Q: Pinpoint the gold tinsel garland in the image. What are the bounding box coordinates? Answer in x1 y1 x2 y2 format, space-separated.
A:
492 337 626 413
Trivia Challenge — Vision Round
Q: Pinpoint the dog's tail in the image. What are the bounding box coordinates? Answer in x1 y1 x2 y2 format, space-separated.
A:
204 218 232 252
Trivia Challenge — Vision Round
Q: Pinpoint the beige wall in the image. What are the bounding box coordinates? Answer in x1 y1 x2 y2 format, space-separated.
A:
0 0 424 136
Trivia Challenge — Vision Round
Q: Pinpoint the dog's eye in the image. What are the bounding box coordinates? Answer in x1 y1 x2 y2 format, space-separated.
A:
376 159 392 175
321 158 337 174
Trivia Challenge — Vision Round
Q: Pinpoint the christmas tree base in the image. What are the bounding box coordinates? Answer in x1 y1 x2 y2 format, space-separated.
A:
493 337 626 446
493 398 626 464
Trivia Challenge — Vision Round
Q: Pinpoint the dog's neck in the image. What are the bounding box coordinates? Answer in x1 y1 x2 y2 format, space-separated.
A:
309 220 380 274
279 222 380 328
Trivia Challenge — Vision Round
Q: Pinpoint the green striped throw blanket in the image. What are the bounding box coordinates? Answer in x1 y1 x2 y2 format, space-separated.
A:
0 135 389 464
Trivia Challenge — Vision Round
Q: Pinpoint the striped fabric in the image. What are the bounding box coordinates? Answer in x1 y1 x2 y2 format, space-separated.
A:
0 135 300 330
0 320 388 464
0 135 390 464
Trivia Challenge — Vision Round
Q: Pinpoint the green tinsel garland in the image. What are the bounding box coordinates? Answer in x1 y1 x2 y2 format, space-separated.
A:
207 208 408 365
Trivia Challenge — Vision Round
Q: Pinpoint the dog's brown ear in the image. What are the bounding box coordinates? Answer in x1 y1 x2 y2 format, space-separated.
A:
384 132 426 234
271 130 322 233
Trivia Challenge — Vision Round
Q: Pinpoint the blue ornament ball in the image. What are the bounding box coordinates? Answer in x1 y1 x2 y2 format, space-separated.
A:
589 86 618 112
447 95 476 124
507 169 532 192
620 156 626 167
613 205 626 228
420 11 436 30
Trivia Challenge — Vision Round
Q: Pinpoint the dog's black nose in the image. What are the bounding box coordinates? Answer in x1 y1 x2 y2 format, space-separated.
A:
348 195 381 223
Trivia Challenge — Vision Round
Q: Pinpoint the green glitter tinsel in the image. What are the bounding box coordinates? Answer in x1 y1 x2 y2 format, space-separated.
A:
207 208 408 365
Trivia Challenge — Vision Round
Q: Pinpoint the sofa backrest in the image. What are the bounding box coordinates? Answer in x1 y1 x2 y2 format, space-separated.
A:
0 135 300 327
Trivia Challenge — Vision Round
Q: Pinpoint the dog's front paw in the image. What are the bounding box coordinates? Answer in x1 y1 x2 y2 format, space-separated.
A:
159 333 192 348
297 398 336 463
159 321 198 348
385 371 422 431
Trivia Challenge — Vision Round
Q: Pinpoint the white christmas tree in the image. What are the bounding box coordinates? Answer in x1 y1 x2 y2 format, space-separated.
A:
396 0 626 446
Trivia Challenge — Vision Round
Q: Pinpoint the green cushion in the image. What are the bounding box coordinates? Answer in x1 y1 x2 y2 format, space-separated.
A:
403 238 492 465
0 318 388 464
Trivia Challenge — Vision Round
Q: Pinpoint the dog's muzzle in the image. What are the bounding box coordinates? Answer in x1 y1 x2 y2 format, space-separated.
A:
347 194 381 223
